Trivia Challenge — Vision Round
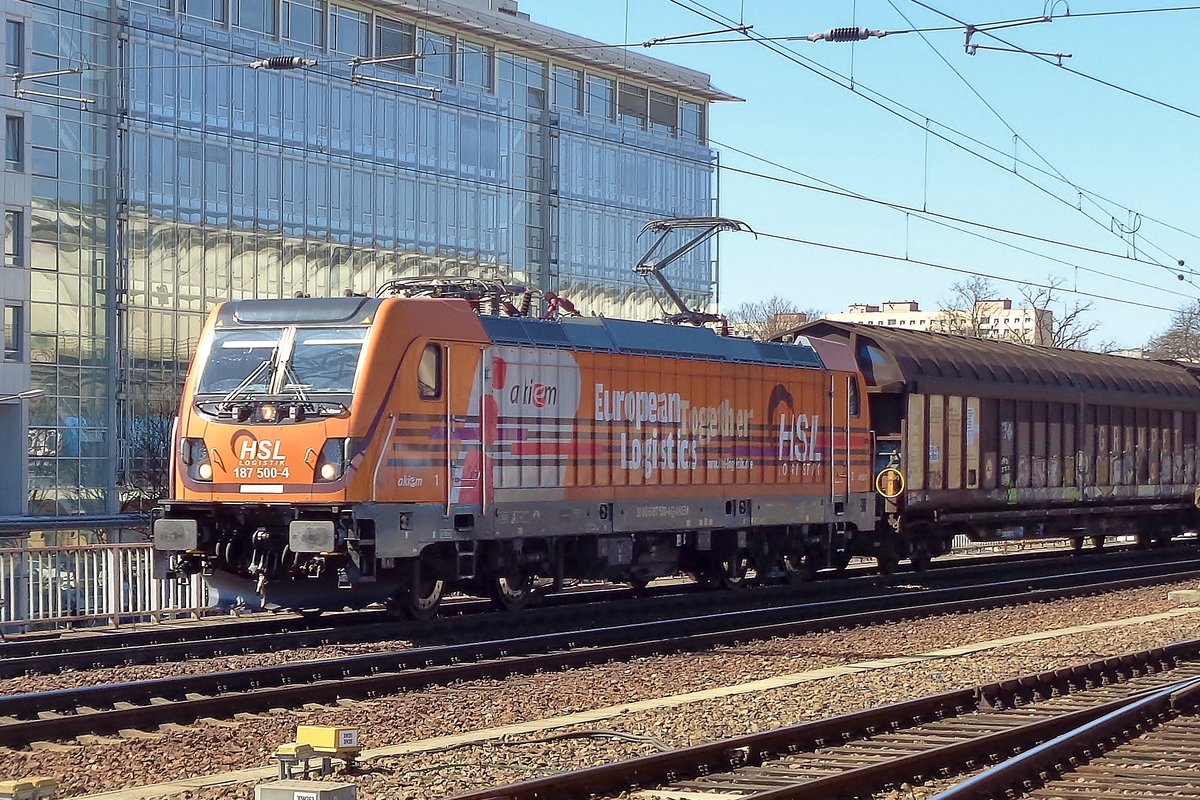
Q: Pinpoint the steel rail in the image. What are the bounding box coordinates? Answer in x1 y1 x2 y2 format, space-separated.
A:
0 546 1189 675
932 676 1200 799
1 561 1198 748
443 642 1200 800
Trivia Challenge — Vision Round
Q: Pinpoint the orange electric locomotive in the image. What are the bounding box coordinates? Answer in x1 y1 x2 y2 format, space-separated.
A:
152 286 874 615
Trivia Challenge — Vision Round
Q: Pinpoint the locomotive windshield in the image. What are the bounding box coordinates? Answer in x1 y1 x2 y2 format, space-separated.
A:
196 329 283 394
283 328 368 394
195 326 367 396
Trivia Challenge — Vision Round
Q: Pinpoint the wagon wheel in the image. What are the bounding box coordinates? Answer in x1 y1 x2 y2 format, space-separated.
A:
490 572 534 612
1070 536 1085 554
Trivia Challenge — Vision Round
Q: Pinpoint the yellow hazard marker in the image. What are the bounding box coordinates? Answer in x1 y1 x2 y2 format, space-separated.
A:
875 467 905 499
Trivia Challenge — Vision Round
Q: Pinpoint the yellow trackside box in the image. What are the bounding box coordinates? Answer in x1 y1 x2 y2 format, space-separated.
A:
296 725 359 753
0 778 56 800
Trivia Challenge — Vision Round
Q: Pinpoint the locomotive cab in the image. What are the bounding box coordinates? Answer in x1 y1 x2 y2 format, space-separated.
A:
153 295 491 609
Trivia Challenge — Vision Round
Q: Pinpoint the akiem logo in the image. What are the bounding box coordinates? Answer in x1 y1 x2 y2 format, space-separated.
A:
510 378 558 408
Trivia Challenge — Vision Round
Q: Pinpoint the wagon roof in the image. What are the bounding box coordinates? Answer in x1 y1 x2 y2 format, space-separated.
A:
785 320 1200 403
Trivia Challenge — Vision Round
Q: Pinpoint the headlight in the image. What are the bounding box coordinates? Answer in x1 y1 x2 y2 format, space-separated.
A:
182 438 212 482
315 438 346 482
258 403 279 423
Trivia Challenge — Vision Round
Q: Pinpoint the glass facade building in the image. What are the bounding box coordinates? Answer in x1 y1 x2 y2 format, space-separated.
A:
0 0 733 514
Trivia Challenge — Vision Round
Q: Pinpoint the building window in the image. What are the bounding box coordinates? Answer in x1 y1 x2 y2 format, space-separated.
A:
5 20 22 75
283 0 325 46
4 304 21 361
648 90 677 134
553 66 582 113
181 0 227 23
681 100 705 143
330 5 367 55
617 82 647 127
234 0 277 35
459 40 492 90
376 17 416 73
586 75 614 120
420 30 453 80
4 115 21 172
4 209 21 267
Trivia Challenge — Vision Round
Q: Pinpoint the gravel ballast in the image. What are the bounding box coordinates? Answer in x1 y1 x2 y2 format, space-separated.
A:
3 581 1199 799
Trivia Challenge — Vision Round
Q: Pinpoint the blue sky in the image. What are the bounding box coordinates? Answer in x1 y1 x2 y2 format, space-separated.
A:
520 1 1200 348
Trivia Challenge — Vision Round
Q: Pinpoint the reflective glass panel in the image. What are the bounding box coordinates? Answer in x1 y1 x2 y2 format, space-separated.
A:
553 66 582 113
330 5 367 56
283 0 325 47
234 0 277 35
586 75 613 120
459 40 492 89
420 30 453 80
5 20 22 74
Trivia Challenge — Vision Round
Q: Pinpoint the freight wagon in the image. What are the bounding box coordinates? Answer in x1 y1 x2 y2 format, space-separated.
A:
787 321 1200 569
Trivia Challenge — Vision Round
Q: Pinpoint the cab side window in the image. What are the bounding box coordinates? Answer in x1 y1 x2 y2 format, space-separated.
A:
848 375 861 417
418 344 442 400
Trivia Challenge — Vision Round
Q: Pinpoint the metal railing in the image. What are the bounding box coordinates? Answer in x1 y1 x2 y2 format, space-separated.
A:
0 542 211 633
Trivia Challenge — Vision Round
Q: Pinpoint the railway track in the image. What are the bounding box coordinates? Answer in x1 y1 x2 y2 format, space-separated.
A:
0 545 1189 677
444 640 1200 800
1 557 1197 749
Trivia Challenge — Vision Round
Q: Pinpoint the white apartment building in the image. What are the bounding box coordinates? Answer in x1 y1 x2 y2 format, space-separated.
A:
826 300 1053 345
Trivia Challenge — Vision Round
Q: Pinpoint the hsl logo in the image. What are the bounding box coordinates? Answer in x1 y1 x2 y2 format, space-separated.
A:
231 430 284 461
510 378 557 409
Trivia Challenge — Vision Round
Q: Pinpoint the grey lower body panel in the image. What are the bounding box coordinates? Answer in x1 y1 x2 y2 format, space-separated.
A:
359 491 876 559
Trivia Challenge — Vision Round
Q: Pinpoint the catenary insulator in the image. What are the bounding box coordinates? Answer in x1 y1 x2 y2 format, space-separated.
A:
826 27 871 42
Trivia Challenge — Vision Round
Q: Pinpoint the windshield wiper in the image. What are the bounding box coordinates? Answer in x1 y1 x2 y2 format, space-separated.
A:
280 363 312 405
218 357 275 406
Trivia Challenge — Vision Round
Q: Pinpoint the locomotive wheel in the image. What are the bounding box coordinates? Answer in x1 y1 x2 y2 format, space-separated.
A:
875 553 900 575
708 552 750 589
490 573 534 612
628 576 652 596
404 578 445 621
781 551 816 584
1070 536 1085 553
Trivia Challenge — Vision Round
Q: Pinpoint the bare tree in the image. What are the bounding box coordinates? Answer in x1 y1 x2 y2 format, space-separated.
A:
1144 300 1200 361
934 276 995 338
725 296 823 340
1018 277 1102 350
119 402 175 513
935 276 1103 350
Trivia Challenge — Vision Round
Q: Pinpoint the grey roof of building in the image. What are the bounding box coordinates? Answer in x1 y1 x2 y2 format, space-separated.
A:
378 0 742 102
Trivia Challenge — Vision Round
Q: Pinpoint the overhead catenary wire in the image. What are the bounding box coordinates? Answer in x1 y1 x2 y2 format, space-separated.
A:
20 0 1197 312
879 0 1198 293
909 0 1200 123
754 229 1181 313
665 0 1197 285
